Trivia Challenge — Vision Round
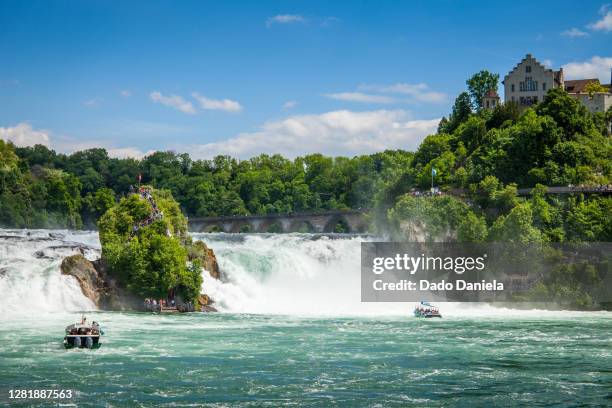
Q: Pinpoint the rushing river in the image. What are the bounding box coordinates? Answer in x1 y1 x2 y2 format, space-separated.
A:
0 229 610 407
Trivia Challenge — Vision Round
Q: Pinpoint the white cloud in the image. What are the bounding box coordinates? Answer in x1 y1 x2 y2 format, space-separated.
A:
192 92 243 112
150 91 196 114
588 8 612 31
542 59 553 68
0 123 51 147
283 100 298 109
83 98 103 107
562 56 612 82
2 109 439 162
106 147 156 159
359 83 448 103
120 90 132 98
53 138 154 159
266 14 305 27
561 28 590 37
0 122 156 159
182 110 439 159
324 92 395 104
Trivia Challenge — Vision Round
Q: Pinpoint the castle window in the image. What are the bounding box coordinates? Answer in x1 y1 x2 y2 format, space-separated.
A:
519 96 538 106
543 82 546 91
526 65 531 73
520 77 538 92
511 84 515 92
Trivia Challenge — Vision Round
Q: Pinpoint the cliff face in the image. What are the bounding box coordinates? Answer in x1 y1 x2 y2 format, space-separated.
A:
61 255 105 305
61 254 140 310
188 240 221 279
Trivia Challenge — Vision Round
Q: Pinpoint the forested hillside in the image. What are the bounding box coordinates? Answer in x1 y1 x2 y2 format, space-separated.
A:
0 139 412 229
373 84 612 244
1 77 611 241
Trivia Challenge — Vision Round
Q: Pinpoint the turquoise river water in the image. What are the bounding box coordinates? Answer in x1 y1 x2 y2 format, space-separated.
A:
0 230 610 407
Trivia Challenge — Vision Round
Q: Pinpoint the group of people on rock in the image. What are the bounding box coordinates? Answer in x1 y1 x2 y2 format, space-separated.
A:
142 298 197 312
409 189 444 197
144 298 176 311
128 186 164 236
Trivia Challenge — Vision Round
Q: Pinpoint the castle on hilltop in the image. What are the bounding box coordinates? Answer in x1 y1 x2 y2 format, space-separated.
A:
484 54 611 114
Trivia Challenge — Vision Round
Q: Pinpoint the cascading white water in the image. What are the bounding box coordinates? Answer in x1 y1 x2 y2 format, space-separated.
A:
0 229 601 318
0 229 98 313
194 233 410 316
194 233 602 317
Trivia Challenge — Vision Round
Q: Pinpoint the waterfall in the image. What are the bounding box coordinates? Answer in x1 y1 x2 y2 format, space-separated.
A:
0 230 97 313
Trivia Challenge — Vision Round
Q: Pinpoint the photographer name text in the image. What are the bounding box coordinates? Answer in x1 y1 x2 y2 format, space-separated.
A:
373 279 504 291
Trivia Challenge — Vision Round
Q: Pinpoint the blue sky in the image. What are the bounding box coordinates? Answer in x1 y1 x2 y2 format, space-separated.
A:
1 0 611 159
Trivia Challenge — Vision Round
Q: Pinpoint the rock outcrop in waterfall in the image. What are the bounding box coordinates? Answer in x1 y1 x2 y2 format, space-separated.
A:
61 186 220 312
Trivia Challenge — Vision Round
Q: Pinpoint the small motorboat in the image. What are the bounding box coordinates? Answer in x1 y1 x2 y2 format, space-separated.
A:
413 301 442 318
63 316 104 349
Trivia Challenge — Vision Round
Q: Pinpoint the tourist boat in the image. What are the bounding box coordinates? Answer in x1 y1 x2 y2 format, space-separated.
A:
413 301 442 318
63 316 104 349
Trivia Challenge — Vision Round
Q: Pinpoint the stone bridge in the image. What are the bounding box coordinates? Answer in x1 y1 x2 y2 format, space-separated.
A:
188 210 369 234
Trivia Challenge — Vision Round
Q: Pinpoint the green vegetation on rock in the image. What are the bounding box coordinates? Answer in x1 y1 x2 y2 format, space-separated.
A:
98 187 202 304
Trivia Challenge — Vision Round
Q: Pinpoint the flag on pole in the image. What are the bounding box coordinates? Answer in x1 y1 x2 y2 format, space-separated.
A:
431 168 437 176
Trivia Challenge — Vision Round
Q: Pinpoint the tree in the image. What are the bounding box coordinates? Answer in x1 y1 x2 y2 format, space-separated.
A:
413 134 451 167
457 212 488 242
466 70 499 110
536 88 593 139
486 101 521 129
565 197 612 242
440 92 473 133
437 116 450 134
388 195 477 241
451 92 473 125
584 81 607 97
488 203 544 243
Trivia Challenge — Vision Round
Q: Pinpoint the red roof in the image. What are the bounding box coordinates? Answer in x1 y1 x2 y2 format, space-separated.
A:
484 89 499 98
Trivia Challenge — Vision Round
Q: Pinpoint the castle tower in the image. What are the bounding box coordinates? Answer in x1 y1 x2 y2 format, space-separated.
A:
482 89 500 110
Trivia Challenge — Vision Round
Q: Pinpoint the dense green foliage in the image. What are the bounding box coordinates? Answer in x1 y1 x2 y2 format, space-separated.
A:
1 142 413 228
374 87 611 243
373 83 611 309
98 187 202 303
0 140 85 228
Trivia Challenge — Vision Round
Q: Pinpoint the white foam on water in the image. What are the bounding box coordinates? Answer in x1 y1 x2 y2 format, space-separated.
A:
0 229 97 314
196 233 611 318
0 229 608 319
